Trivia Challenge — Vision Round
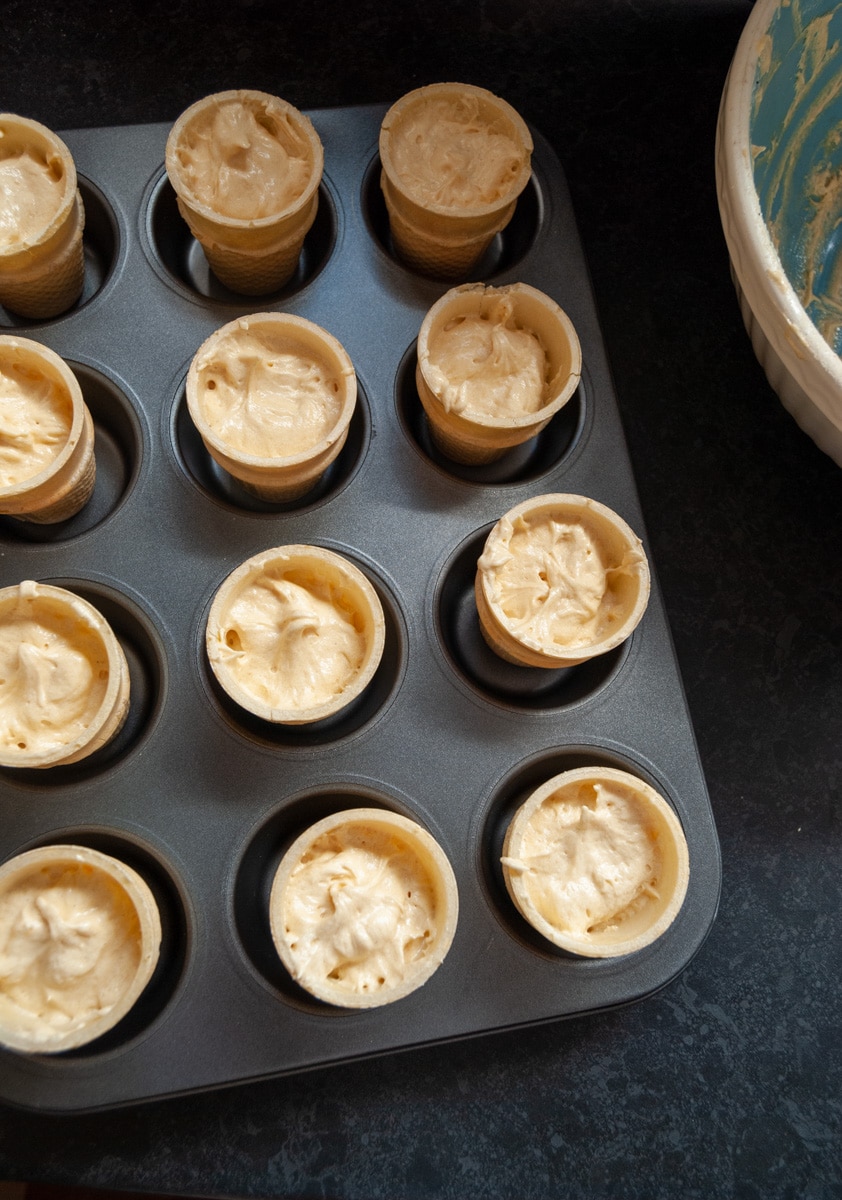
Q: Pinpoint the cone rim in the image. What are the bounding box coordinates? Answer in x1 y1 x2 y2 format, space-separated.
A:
501 766 690 957
269 806 459 1007
0 113 78 256
379 83 533 219
165 89 324 231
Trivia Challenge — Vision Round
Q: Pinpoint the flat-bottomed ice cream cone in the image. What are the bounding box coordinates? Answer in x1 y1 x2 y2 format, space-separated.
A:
0 114 86 319
0 844 161 1052
269 808 459 1007
475 494 650 668
379 83 533 279
165 90 323 295
0 580 130 769
206 545 385 726
416 282 582 464
0 335 96 523
186 312 356 502
501 766 690 957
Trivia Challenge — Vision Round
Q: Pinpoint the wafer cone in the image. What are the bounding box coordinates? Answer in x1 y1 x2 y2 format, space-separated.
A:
165 90 323 295
501 767 689 957
269 808 459 1007
475 494 650 668
206 545 385 725
0 844 161 1052
0 336 96 523
415 282 582 464
379 83 533 279
0 581 130 769
186 312 356 502
0 114 86 319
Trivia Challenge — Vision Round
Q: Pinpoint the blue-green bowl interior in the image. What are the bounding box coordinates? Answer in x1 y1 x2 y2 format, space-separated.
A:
752 0 842 355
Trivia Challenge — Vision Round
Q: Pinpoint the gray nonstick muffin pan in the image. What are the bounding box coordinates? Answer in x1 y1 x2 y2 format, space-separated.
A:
0 103 721 1112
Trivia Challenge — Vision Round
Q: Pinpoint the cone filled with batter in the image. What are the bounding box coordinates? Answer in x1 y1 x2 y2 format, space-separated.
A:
165 90 323 295
475 493 650 668
0 844 161 1052
415 281 581 464
0 580 130 769
379 83 533 279
270 807 459 1007
0 335 96 524
501 766 690 957
206 545 385 725
186 312 356 502
0 113 86 319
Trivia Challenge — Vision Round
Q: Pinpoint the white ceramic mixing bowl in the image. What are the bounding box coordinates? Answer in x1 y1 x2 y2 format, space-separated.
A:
716 0 842 465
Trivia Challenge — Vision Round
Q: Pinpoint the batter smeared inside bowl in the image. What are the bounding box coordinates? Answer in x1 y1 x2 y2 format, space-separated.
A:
752 2 842 353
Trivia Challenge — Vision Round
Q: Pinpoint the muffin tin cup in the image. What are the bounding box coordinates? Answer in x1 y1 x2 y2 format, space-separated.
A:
0 107 720 1112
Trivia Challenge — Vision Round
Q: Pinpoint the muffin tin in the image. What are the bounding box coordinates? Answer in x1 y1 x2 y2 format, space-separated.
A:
0 104 721 1112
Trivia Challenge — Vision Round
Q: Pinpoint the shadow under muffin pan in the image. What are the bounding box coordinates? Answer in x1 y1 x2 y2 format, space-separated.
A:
0 107 721 1112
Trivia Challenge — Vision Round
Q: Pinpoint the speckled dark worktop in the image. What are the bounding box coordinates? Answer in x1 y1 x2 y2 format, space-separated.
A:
1 1 840 1196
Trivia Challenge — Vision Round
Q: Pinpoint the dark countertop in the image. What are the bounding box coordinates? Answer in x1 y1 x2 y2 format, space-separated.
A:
1 1 841 1196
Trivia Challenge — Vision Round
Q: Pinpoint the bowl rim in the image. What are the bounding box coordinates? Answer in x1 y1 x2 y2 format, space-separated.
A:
716 0 842 428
